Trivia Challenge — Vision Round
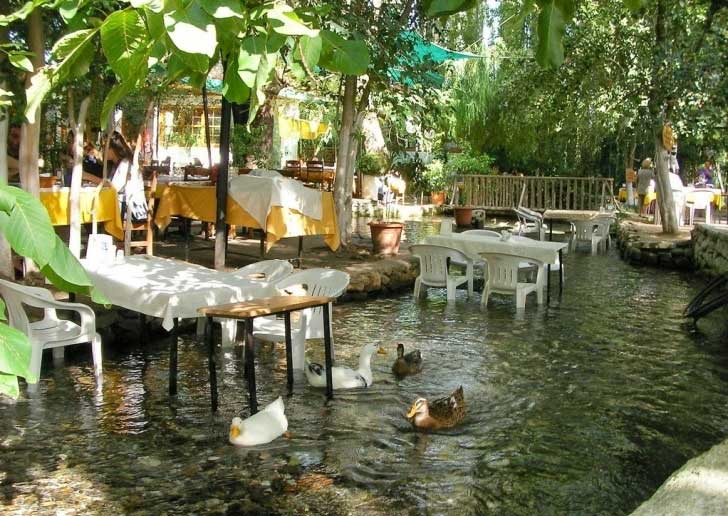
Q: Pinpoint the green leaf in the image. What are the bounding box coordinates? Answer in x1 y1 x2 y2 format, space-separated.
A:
145 10 166 39
0 1 46 27
623 0 647 11
50 28 96 61
25 68 52 124
58 0 81 22
200 0 244 19
319 31 369 76
40 235 94 294
0 185 17 214
0 299 5 321
267 5 318 37
297 35 321 74
222 58 250 104
130 0 164 12
100 79 136 127
237 35 266 87
101 10 149 80
0 323 35 383
0 372 20 400
9 53 34 72
535 1 566 68
164 4 218 58
247 50 276 125
422 0 478 17
0 186 56 267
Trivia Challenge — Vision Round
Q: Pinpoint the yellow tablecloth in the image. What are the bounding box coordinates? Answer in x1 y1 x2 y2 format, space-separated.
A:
154 184 340 252
618 187 723 209
40 187 123 240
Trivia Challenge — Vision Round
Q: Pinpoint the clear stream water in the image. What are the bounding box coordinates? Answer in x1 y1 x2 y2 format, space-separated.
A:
2 221 728 515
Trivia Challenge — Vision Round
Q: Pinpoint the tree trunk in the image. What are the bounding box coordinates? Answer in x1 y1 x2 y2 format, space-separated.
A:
19 8 44 200
0 101 13 279
333 75 357 248
68 94 91 258
650 0 678 234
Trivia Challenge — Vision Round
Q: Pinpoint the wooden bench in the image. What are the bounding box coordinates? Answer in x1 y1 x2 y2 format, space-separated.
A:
199 295 335 413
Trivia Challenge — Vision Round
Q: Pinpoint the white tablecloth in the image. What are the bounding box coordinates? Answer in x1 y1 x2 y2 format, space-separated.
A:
424 234 567 265
82 256 278 330
228 174 322 228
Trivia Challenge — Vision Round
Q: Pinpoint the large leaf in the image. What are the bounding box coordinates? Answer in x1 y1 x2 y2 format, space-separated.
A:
535 1 566 68
267 4 318 37
319 31 369 76
41 235 94 292
247 50 276 125
0 372 20 400
200 0 244 19
0 0 48 27
222 59 250 104
101 10 149 80
237 35 267 88
0 323 34 381
50 28 96 61
422 0 478 17
9 52 34 72
100 79 135 127
58 0 81 22
0 186 56 268
25 68 52 124
164 4 217 58
297 34 321 72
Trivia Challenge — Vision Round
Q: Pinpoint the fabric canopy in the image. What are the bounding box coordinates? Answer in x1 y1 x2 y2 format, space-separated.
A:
278 117 329 140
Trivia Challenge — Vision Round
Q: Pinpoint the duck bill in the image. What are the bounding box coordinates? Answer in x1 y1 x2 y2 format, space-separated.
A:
405 405 417 419
229 425 240 440
377 346 387 355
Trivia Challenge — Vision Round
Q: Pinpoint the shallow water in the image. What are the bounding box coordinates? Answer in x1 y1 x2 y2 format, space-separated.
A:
2 226 728 515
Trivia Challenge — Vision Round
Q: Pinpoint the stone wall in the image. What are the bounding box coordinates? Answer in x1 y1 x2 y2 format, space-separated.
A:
339 256 420 301
692 224 728 276
615 221 694 270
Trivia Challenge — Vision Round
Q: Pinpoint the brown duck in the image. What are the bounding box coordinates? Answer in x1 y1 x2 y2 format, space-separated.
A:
406 386 465 430
392 343 423 377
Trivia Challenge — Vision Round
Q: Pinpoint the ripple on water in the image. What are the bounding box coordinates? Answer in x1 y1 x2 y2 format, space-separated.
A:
1 236 728 514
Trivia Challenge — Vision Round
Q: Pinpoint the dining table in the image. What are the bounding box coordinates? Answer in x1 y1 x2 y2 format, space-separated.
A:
423 233 568 300
82 255 279 396
40 186 124 240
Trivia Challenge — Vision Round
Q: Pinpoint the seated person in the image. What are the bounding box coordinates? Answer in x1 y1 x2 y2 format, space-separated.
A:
6 123 21 180
696 161 713 186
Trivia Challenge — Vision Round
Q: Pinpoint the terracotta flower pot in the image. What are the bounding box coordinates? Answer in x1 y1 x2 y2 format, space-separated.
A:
430 191 446 206
454 206 473 227
369 221 404 255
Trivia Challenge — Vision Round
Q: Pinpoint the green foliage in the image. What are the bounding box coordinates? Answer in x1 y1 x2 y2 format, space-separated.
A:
422 159 450 192
444 153 494 176
356 153 386 176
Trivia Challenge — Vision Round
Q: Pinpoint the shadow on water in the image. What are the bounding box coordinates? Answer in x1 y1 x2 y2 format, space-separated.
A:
2 222 728 515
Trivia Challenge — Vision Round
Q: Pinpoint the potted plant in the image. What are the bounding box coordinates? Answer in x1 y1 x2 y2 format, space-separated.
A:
444 153 494 226
423 159 448 206
356 152 385 200
369 183 404 255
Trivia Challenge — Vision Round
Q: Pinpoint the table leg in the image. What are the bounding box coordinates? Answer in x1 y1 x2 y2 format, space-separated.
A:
546 264 551 304
244 318 258 414
284 312 294 391
206 316 218 412
322 303 334 400
169 318 179 396
549 224 553 241
558 249 564 295
184 218 191 262
259 232 266 258
298 236 303 258
139 313 148 342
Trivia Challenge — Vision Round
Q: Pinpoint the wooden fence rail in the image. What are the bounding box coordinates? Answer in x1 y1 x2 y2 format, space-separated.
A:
457 176 614 211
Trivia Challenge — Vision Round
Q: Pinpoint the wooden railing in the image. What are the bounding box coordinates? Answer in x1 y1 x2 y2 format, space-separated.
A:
457 176 614 211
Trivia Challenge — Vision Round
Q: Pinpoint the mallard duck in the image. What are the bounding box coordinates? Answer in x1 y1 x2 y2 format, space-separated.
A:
305 343 387 389
229 397 288 446
406 386 465 431
392 343 423 377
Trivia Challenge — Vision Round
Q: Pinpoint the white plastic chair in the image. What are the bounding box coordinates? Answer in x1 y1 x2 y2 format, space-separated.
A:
479 252 544 309
686 190 713 225
570 220 603 255
507 235 563 282
593 214 615 250
0 278 102 389
410 244 474 302
253 268 350 369
197 259 295 345
228 259 294 283
514 207 546 240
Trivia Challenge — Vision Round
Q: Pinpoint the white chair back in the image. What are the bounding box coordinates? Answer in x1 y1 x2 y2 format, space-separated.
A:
439 219 454 235
0 278 34 336
409 244 469 287
480 253 522 291
274 268 350 338
572 220 598 242
230 259 294 283
462 229 500 238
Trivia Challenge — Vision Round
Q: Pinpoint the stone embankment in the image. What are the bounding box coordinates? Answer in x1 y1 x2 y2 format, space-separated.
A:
615 220 694 270
338 255 419 301
692 224 728 275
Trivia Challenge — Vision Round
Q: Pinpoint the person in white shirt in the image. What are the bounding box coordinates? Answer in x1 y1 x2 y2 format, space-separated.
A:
108 131 147 223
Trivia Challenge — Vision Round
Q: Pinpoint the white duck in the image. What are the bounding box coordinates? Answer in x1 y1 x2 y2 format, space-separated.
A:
305 343 387 389
229 397 288 446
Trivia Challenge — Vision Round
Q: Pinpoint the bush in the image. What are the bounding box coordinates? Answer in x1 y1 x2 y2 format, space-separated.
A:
422 159 449 192
444 153 495 176
356 153 386 176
